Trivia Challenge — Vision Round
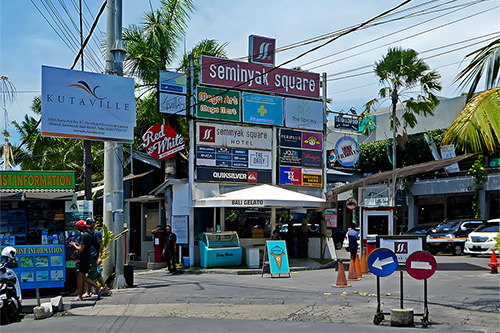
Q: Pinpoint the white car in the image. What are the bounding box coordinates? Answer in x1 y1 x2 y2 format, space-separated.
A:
464 218 500 256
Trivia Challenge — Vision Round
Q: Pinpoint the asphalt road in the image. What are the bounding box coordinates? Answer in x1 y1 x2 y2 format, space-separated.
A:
3 253 499 333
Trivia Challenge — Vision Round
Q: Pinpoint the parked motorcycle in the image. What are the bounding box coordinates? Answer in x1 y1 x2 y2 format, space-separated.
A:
0 246 22 324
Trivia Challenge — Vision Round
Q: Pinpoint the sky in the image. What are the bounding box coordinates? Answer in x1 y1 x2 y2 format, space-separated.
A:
1 0 499 149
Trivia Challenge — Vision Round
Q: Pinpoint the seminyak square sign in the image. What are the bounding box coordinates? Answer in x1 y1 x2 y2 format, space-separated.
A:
199 55 320 100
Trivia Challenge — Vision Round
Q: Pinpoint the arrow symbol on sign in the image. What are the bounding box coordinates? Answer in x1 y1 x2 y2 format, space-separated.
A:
372 257 394 270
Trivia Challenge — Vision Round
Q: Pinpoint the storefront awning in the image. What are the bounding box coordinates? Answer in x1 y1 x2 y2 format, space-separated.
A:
0 188 74 200
195 184 327 208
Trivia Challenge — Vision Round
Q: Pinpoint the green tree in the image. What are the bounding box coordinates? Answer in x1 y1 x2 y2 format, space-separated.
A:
363 47 441 169
455 37 500 101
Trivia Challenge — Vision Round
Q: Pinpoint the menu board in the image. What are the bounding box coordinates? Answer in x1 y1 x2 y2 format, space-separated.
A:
1 245 66 289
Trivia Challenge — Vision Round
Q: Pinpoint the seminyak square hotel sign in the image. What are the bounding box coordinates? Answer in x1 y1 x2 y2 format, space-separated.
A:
199 55 320 99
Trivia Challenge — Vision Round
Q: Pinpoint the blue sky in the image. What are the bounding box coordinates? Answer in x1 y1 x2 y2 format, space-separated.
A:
1 0 499 148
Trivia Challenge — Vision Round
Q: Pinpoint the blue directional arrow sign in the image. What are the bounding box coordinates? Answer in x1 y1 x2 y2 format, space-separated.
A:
368 248 398 277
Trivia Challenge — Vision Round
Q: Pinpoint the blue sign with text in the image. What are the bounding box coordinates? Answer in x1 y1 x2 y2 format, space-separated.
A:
368 248 398 277
243 93 283 126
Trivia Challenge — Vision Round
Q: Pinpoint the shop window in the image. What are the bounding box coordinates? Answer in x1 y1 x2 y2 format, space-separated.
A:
447 195 473 219
225 208 270 239
143 211 159 241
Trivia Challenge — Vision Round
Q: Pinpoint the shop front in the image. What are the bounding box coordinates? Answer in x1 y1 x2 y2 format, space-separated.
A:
0 171 75 290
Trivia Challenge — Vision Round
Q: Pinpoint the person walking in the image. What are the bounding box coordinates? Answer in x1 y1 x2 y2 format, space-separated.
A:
70 220 104 301
83 218 110 298
162 225 177 273
347 223 360 260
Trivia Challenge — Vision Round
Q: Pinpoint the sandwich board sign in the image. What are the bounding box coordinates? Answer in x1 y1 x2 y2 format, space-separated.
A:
262 240 290 277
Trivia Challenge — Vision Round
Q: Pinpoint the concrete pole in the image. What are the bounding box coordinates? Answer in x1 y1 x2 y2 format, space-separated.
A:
102 0 116 281
188 55 195 266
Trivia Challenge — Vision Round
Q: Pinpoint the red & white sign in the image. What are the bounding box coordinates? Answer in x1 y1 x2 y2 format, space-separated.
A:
142 124 185 160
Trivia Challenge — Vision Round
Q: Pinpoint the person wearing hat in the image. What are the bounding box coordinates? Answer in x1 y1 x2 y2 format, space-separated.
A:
70 220 104 301
83 218 110 298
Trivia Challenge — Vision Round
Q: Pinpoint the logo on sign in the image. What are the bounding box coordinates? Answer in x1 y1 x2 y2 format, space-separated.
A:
199 126 215 143
142 124 185 160
249 35 275 66
395 242 408 254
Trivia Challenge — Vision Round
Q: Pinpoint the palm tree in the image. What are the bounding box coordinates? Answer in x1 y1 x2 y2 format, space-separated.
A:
364 47 441 169
455 37 500 101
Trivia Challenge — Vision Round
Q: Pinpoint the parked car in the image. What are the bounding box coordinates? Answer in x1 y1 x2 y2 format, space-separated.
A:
401 223 439 236
464 218 500 256
426 219 484 255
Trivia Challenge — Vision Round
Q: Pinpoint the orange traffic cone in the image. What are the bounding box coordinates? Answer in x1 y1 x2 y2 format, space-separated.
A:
488 249 499 274
332 259 351 288
347 258 360 281
361 251 369 274
355 253 364 278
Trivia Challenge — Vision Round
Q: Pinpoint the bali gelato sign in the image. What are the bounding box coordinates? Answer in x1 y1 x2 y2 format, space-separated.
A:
142 124 185 160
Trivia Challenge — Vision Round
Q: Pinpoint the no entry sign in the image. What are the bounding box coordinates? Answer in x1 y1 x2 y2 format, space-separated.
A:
345 197 358 210
405 250 437 280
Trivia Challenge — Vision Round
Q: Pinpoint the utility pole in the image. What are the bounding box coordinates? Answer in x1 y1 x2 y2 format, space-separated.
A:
103 0 127 288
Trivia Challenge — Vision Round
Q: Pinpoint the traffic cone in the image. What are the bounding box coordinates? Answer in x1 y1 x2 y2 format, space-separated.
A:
488 249 499 274
347 258 360 281
332 259 351 288
361 251 369 274
355 253 364 278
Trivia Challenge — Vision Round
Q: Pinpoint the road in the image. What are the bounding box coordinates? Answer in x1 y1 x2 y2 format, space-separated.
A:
3 253 499 332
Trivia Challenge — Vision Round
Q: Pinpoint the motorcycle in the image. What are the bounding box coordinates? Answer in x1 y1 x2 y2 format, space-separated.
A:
0 246 22 324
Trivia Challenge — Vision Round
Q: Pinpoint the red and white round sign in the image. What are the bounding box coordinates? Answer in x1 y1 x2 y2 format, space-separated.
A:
345 197 358 210
142 124 185 160
405 250 437 280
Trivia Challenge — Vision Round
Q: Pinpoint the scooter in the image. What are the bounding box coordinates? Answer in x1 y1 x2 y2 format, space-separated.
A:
0 246 22 324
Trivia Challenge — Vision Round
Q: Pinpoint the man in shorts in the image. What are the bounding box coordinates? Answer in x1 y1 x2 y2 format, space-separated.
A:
70 220 103 301
162 225 178 273
83 218 110 298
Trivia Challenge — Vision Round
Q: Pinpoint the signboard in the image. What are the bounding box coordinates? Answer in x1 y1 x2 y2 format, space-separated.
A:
195 86 240 122
279 129 302 148
405 251 437 280
142 124 185 160
159 71 187 94
266 240 290 274
0 245 66 289
325 209 337 228
41 66 135 142
377 235 426 265
248 35 275 66
279 148 302 166
196 167 272 184
159 92 186 115
345 197 358 210
284 98 323 131
440 144 460 173
196 122 272 150
242 93 283 126
279 167 302 186
172 215 188 245
302 169 322 187
196 146 271 169
0 171 75 190
334 136 360 167
367 248 398 277
334 114 359 131
200 55 320 99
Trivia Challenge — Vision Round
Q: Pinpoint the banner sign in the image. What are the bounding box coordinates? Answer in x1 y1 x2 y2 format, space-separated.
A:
159 92 186 115
0 245 66 289
242 93 283 126
0 171 75 190
195 86 241 122
196 167 272 184
248 35 276 66
41 66 135 142
334 136 360 167
284 98 323 131
196 122 272 149
196 146 271 169
159 71 187 94
142 124 185 160
334 114 359 131
200 55 320 99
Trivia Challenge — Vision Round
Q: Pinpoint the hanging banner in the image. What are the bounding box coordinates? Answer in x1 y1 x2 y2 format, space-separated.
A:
284 98 323 131
334 137 360 167
142 124 185 160
242 93 283 126
200 55 320 99
195 86 241 122
41 66 135 142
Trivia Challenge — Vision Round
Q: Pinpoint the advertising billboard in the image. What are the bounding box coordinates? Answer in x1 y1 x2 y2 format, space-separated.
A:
41 66 135 142
196 122 272 150
196 86 241 122
199 55 320 99
242 93 283 126
284 98 323 131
